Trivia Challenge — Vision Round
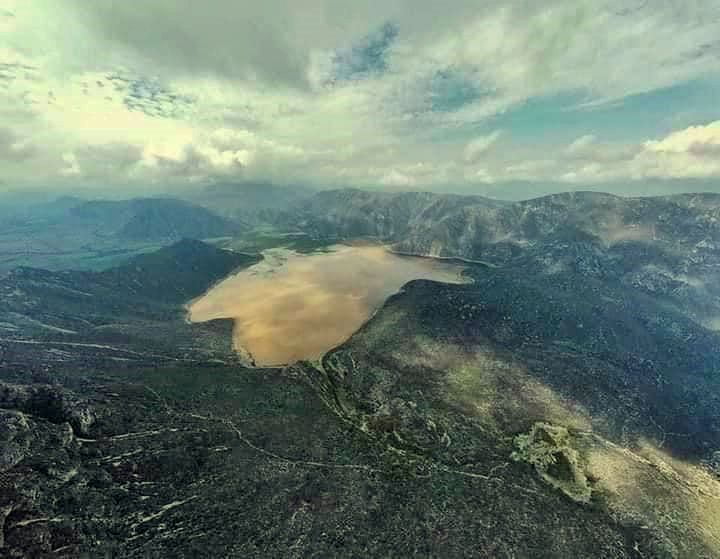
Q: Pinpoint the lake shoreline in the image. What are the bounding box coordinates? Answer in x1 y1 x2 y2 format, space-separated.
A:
187 243 467 367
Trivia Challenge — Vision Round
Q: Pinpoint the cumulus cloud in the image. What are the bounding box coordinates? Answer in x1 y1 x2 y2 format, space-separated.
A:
143 144 248 182
643 121 720 156
554 121 720 182
631 129 720 180
621 122 720 181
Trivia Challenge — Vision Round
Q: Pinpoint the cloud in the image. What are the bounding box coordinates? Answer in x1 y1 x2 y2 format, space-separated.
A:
380 170 416 187
143 144 248 182
558 121 720 182
464 131 502 163
563 134 637 163
503 159 559 181
68 0 395 89
627 121 720 180
70 143 144 178
0 127 34 161
60 152 80 177
643 121 720 156
428 68 486 113
565 134 597 156
2 1 720 191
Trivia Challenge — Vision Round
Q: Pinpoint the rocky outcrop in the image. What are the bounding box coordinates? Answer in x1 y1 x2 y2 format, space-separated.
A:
511 423 593 503
0 382 95 436
0 401 82 557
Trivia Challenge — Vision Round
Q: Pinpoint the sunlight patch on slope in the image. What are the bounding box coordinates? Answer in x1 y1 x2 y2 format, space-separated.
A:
581 436 720 557
396 336 592 435
389 330 720 555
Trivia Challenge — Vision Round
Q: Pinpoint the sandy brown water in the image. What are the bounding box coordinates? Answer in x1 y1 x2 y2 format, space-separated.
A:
188 244 466 366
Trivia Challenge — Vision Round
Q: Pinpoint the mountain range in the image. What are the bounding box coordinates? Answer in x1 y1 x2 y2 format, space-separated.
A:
0 196 247 274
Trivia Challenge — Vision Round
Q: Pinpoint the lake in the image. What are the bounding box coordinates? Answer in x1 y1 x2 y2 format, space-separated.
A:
188 244 467 366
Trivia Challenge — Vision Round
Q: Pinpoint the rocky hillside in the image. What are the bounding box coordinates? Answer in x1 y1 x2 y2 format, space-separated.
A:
70 197 246 241
285 188 507 239
0 240 259 369
186 182 315 226
315 263 720 557
289 190 719 257
288 189 720 331
394 191 720 258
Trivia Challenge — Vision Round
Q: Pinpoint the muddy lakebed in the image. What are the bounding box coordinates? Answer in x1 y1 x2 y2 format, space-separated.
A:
188 244 467 366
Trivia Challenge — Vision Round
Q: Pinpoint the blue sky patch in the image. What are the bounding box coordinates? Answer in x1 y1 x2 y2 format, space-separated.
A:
428 68 485 113
332 22 399 82
482 79 720 146
107 75 195 119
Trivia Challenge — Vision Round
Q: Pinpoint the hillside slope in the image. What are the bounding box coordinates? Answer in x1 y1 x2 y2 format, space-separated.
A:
0 239 259 368
0 196 249 274
70 198 246 241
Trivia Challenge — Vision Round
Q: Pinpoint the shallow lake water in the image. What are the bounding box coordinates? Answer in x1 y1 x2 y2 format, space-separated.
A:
188 244 467 366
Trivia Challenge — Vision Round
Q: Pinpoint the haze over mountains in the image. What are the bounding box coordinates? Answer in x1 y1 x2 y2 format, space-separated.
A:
186 182 316 226
1 184 719 556
4 185 720 334
0 192 249 274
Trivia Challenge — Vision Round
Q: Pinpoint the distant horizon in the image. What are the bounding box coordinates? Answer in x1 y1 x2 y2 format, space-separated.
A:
2 179 719 206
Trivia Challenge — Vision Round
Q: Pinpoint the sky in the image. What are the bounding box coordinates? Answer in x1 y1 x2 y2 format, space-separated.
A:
1 0 720 197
